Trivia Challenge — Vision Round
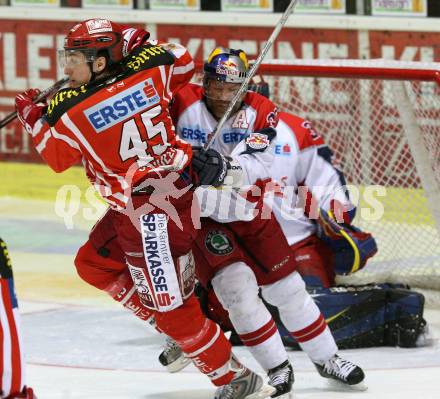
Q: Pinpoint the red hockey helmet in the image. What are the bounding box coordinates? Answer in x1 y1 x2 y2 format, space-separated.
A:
62 19 124 66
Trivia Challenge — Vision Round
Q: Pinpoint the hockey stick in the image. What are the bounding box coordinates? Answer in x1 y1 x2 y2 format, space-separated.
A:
205 0 298 150
0 77 69 129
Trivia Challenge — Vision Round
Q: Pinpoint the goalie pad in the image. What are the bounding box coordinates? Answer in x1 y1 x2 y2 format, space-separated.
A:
196 282 426 349
256 284 426 349
317 208 377 275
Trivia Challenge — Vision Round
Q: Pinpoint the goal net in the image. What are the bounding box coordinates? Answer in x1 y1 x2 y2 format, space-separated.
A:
260 59 440 294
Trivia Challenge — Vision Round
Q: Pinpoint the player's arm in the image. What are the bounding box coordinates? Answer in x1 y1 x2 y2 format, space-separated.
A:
160 41 195 94
246 92 280 131
230 127 277 185
121 26 194 94
15 89 82 173
293 119 355 223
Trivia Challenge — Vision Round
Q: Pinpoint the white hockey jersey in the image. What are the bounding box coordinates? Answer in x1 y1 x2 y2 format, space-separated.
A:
171 85 353 244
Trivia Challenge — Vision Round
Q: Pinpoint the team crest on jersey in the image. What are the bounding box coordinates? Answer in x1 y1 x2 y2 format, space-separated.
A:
205 231 233 256
245 132 270 150
84 78 160 132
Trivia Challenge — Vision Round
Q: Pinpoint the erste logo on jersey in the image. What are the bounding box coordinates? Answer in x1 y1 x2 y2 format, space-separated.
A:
274 142 292 157
84 79 160 133
180 127 208 143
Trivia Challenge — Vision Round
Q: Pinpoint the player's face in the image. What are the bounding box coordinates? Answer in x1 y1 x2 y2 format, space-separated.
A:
60 51 93 88
204 78 245 120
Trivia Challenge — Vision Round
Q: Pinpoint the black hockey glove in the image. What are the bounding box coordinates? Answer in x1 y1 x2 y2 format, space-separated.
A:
191 147 230 187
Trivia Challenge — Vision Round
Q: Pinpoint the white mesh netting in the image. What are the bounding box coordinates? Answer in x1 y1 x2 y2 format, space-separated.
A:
194 59 440 296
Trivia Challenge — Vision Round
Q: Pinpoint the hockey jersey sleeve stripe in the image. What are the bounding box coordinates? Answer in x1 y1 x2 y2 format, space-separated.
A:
35 130 52 154
174 61 195 75
163 64 173 103
51 126 81 150
31 118 44 138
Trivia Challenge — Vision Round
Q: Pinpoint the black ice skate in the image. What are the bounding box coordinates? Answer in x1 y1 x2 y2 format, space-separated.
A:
214 356 276 399
158 336 191 373
314 354 365 387
267 360 294 398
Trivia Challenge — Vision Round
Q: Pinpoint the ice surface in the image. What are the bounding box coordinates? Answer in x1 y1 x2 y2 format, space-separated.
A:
1 198 439 398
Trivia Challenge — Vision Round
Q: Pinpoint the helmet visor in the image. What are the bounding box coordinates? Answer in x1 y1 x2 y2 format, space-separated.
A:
57 49 96 69
203 79 242 102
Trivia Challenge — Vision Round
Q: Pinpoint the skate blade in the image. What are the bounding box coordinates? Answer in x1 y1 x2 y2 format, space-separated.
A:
327 379 368 392
166 356 192 373
246 384 277 399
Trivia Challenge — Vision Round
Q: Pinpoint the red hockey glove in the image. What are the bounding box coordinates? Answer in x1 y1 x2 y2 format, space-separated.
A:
15 89 46 134
121 26 150 56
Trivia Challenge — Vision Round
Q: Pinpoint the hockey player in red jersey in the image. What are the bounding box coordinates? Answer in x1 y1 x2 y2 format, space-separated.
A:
14 19 276 399
0 238 36 399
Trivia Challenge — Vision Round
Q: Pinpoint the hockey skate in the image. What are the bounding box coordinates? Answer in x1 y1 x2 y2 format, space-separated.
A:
314 354 366 390
267 360 294 398
214 356 276 399
158 336 191 373
7 386 36 398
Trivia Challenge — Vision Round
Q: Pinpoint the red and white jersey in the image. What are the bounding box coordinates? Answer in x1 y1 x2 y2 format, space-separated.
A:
257 112 353 245
171 83 279 155
171 88 352 243
31 42 194 209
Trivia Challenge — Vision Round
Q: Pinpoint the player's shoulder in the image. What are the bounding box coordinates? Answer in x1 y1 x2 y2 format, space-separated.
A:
243 90 277 110
172 83 204 114
243 91 279 129
45 85 99 126
124 42 175 74
279 112 325 150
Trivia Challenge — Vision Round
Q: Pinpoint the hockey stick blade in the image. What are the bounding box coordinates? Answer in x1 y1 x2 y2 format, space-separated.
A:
204 0 299 150
0 77 69 129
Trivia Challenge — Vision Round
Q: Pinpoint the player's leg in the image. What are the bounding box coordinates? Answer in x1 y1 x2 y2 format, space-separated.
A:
211 262 293 398
193 219 294 397
0 238 35 399
260 271 365 386
113 193 274 397
74 209 156 325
